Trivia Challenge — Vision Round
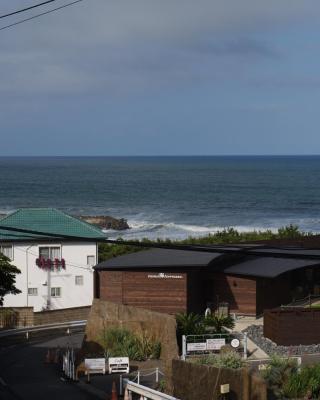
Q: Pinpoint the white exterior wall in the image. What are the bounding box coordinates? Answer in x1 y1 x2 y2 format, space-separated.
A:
3 241 97 312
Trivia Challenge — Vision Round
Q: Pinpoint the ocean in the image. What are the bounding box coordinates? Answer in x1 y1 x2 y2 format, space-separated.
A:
1 156 320 240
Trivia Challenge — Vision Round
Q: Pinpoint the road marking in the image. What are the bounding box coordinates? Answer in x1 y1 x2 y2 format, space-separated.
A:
0 377 7 386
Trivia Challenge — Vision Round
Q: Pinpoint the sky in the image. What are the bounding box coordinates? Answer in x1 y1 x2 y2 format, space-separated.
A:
1 0 320 156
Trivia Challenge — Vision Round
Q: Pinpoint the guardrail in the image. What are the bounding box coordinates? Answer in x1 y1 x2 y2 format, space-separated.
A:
0 320 86 338
124 380 180 400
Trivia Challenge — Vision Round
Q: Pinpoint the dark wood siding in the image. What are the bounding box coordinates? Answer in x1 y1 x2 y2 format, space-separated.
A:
256 274 292 315
99 271 123 303
98 270 187 314
264 308 320 345
212 273 257 315
187 271 206 314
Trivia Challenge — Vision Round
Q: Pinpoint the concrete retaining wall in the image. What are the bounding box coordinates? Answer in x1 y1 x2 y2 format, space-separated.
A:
0 307 34 328
33 306 90 326
0 306 90 328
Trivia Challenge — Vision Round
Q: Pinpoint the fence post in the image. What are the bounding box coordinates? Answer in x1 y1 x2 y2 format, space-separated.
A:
137 371 140 385
182 335 187 360
243 332 248 360
156 367 159 383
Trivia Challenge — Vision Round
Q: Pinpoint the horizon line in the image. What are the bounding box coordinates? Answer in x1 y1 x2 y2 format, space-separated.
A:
1 154 320 158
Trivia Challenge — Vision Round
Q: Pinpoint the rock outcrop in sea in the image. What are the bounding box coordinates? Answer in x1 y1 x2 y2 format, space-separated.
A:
80 215 130 230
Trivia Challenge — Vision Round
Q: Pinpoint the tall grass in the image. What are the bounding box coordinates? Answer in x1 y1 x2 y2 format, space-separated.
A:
97 327 161 361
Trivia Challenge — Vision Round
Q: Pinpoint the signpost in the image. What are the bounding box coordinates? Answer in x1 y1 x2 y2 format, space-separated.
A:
206 338 226 350
84 358 106 375
108 357 130 374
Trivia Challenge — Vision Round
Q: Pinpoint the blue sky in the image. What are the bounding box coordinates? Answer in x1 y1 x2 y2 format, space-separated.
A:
1 0 320 156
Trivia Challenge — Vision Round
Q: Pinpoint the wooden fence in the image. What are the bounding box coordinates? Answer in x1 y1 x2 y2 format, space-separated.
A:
264 307 320 346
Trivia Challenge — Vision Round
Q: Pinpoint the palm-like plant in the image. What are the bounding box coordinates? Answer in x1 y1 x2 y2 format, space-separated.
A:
176 312 206 336
203 313 235 333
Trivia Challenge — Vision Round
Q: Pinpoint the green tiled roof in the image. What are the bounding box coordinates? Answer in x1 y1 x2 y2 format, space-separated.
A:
0 208 106 241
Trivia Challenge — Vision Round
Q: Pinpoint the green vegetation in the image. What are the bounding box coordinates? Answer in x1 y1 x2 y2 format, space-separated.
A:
204 313 235 333
0 253 21 306
176 312 206 336
192 351 243 369
98 225 309 262
176 312 235 337
262 355 320 398
282 363 320 399
261 355 299 399
97 327 161 361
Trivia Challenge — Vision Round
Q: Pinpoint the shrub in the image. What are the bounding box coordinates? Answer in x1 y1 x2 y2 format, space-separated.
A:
97 327 161 361
193 351 243 369
176 312 206 336
282 364 320 399
203 313 235 333
260 355 298 398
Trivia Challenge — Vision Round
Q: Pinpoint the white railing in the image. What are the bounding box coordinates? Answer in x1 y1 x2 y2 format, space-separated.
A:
0 320 86 338
124 381 180 400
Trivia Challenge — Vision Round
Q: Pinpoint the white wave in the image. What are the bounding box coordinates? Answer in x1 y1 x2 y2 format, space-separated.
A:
105 219 288 241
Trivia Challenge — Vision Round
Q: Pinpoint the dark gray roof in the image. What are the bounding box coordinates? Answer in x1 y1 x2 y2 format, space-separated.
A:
223 257 320 278
95 248 222 270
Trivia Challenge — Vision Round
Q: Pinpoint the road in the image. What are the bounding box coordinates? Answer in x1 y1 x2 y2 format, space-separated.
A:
0 327 98 400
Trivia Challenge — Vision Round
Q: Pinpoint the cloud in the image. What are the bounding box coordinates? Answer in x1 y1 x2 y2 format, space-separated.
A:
0 0 318 98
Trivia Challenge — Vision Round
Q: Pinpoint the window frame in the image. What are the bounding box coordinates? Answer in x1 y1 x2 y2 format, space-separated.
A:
28 287 38 296
38 245 61 260
51 287 61 298
0 244 13 261
87 255 95 266
75 275 84 286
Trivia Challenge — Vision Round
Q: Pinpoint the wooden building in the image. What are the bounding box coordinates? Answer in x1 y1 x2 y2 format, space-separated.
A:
94 247 320 316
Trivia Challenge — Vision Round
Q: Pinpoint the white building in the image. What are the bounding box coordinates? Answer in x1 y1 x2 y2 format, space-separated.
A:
0 208 106 311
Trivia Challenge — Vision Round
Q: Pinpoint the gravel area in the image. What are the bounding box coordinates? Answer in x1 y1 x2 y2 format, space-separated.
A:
244 325 320 356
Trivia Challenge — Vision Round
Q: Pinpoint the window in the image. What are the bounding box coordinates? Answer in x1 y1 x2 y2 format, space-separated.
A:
39 246 60 260
28 288 38 296
75 275 84 286
0 244 13 260
51 287 61 297
87 255 95 266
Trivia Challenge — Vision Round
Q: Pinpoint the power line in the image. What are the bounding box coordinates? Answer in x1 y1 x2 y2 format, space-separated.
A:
2 224 320 260
0 0 85 32
0 0 60 19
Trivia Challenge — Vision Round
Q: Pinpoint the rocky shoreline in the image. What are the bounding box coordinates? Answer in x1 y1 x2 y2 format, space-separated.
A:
80 215 130 230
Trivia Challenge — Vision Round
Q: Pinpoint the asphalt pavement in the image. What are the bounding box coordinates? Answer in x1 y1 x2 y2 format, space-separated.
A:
0 327 99 400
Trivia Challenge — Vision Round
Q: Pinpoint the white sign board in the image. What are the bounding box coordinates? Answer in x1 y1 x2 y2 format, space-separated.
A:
187 342 207 352
206 338 226 350
84 358 106 375
108 357 129 374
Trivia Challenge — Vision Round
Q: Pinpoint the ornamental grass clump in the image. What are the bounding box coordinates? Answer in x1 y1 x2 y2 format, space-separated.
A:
260 355 299 399
97 327 161 361
282 363 320 399
193 351 243 369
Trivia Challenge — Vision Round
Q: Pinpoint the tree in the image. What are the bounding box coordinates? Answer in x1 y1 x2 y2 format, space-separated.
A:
0 253 21 306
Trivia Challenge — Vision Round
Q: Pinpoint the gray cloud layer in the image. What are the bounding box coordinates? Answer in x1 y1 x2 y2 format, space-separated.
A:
0 0 317 97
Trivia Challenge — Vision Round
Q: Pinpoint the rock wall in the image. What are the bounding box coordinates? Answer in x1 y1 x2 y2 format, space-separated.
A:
82 299 179 387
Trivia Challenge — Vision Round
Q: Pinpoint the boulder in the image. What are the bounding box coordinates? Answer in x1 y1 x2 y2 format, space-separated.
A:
80 216 130 230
